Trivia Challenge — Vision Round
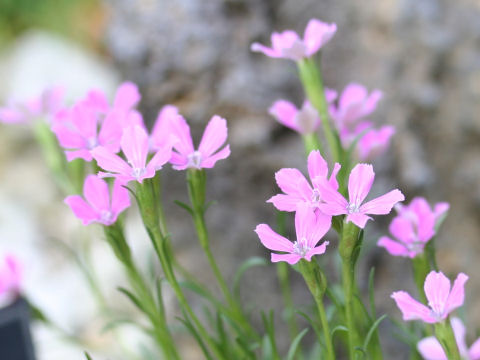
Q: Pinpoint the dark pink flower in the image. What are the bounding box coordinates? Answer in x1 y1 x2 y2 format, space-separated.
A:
255 203 331 264
92 125 172 183
65 175 130 226
268 150 340 212
318 163 404 228
391 271 468 324
170 115 230 170
378 197 449 258
251 19 337 61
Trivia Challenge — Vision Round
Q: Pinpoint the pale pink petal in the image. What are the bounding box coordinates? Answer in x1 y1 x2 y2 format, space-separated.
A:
4 255 22 291
327 163 341 190
111 179 130 218
271 31 300 51
307 150 329 181
269 100 300 132
146 144 173 172
275 168 312 198
267 194 305 212
120 125 149 169
151 105 178 150
346 213 371 228
417 337 447 360
295 102 319 134
444 273 469 316
303 19 337 56
424 271 452 318
271 253 301 264
98 109 123 152
65 195 99 225
378 236 410 257
389 217 416 245
360 189 405 215
198 115 228 158
70 105 97 140
250 43 282 58
434 202 450 220
316 177 348 215
52 123 85 149
348 163 375 206
254 224 293 252
171 115 195 156
391 291 437 323
114 82 141 110
200 144 231 168
294 202 315 242
324 88 338 103
65 149 93 162
0 108 25 123
338 83 369 122
83 175 110 212
83 89 109 113
170 152 188 170
450 317 469 357
469 338 480 359
357 125 395 161
91 146 132 176
361 90 383 118
304 241 329 261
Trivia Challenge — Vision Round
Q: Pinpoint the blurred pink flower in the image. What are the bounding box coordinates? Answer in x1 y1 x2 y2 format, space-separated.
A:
329 83 382 130
80 82 141 115
318 163 404 228
269 90 337 134
268 150 340 212
378 197 449 258
170 115 230 170
52 104 123 162
391 271 468 324
92 125 172 183
65 175 130 226
0 255 21 296
150 105 179 152
255 203 331 264
417 317 480 360
251 19 337 61
0 86 64 124
356 125 395 161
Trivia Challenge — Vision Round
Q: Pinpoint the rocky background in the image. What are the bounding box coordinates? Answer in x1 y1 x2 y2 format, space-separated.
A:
1 0 480 359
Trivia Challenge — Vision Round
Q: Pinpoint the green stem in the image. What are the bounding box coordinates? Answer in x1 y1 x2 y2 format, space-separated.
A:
103 223 179 359
302 132 323 156
297 58 340 163
298 260 335 360
411 253 430 305
135 179 226 360
434 319 461 360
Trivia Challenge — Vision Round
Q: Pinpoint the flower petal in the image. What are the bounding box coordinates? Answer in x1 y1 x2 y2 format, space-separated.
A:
83 175 110 212
65 195 98 225
269 100 300 132
469 338 480 360
389 217 416 246
391 291 436 323
348 163 375 206
254 224 293 252
200 144 231 168
316 177 348 215
120 125 149 169
417 337 447 360
450 317 469 357
346 213 371 229
360 189 405 215
151 105 178 150
303 19 337 56
307 150 328 181
377 236 410 257
91 146 132 176
111 179 131 218
444 273 468 316
267 194 305 212
424 271 452 318
171 115 195 156
114 82 141 110
274 168 312 199
198 115 228 158
271 253 301 264
304 241 329 261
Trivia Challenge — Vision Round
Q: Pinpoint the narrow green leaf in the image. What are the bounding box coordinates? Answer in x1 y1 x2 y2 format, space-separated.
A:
331 325 349 337
368 267 377 319
174 200 194 215
233 257 268 298
295 309 323 345
286 328 309 360
363 314 388 350
84 352 93 360
179 280 223 308
117 287 146 314
177 315 213 360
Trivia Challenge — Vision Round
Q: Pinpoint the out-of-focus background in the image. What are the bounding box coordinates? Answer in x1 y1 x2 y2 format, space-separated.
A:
1 0 480 359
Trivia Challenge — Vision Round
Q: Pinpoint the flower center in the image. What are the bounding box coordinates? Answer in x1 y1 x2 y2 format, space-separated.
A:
100 210 113 224
86 137 98 150
293 237 311 257
347 202 361 214
131 167 147 180
187 151 202 169
311 189 321 205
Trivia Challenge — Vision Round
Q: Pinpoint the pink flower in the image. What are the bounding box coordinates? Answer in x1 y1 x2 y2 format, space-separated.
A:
0 86 64 124
356 125 395 161
92 125 172 183
251 19 337 61
80 82 141 116
0 255 21 296
417 317 480 360
65 175 130 226
269 91 337 134
255 203 331 264
268 150 340 212
378 197 449 258
391 271 468 324
52 103 123 162
329 83 383 130
318 163 404 228
170 115 230 170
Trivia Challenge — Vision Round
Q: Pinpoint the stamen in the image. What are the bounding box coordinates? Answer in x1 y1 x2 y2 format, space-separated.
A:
187 151 202 169
132 167 147 180
293 237 311 257
347 202 360 214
